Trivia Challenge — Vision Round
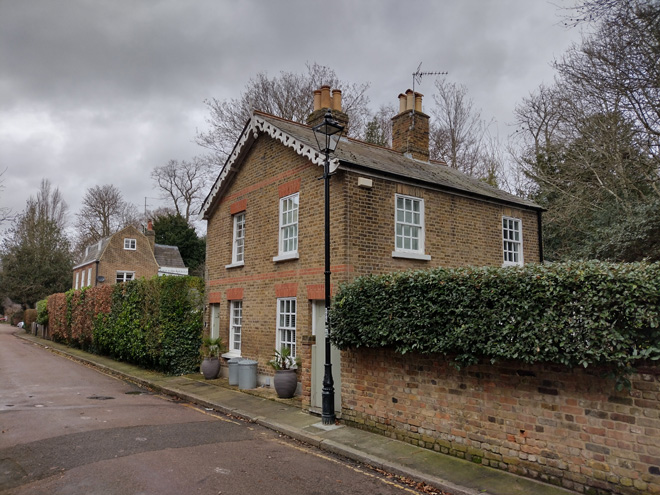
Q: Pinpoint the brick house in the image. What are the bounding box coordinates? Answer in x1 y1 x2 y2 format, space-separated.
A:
201 86 543 414
72 222 188 289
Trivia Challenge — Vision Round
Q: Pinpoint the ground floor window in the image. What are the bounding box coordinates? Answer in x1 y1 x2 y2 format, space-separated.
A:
276 298 296 357
116 271 134 283
230 300 242 354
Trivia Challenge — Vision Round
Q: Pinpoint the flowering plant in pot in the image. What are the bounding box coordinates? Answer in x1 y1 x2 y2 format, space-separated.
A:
200 337 224 379
268 346 300 398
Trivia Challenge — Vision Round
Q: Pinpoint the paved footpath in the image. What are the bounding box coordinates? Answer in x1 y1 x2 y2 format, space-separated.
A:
13 329 576 495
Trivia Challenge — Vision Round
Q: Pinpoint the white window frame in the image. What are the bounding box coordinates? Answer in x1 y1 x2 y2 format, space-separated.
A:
274 193 299 262
227 212 245 268
276 298 296 358
392 194 431 261
502 216 523 266
116 271 135 283
87 267 92 287
75 272 79 289
229 300 242 355
124 238 137 250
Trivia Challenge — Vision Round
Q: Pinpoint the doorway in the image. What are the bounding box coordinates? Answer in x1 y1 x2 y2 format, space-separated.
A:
310 300 341 415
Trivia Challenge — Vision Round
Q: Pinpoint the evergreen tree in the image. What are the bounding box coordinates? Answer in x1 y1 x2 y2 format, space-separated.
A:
0 180 73 307
153 214 205 276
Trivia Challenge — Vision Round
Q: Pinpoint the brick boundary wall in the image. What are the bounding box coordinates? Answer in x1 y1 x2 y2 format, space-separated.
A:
340 348 660 495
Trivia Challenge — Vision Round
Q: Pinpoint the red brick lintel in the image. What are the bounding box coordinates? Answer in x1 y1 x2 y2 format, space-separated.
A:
230 199 247 215
278 178 301 198
275 283 298 298
226 288 244 300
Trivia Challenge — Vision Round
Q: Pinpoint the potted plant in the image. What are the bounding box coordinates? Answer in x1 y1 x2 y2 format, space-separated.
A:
201 337 223 379
268 346 300 398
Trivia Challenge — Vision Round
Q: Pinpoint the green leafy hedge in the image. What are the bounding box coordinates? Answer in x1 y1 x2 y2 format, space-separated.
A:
330 261 660 376
93 276 204 375
36 299 48 325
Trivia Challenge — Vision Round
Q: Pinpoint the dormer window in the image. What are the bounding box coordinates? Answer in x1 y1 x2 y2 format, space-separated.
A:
124 238 136 250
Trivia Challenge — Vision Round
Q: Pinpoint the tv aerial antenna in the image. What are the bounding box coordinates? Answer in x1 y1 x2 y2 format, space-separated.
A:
411 62 447 126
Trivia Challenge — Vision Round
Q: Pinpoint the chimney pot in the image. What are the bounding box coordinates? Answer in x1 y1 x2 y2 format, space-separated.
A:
414 92 423 112
320 85 332 109
406 89 414 112
398 94 407 114
313 90 322 111
332 89 342 112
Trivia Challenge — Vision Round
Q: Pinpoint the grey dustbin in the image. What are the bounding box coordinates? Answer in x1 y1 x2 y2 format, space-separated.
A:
227 357 243 386
238 359 258 390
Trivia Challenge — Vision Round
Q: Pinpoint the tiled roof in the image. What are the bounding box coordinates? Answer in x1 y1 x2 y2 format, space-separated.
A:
201 111 541 217
154 244 186 269
73 237 111 269
259 113 541 210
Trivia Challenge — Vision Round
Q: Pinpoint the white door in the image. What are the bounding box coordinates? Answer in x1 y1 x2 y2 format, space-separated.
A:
311 300 341 415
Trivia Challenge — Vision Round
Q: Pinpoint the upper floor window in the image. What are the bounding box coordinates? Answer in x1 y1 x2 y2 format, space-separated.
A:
116 271 135 283
502 217 523 266
232 212 245 264
124 238 136 250
75 272 79 290
278 193 299 257
393 194 430 260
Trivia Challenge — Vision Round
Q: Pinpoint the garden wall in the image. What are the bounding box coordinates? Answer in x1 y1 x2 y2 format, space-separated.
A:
341 348 660 495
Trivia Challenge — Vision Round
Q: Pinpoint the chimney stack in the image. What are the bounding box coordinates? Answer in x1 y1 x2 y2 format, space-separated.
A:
145 220 155 252
391 89 430 161
306 85 349 133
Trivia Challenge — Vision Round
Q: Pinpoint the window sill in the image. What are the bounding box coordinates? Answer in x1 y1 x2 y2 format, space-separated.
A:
221 351 242 360
273 252 299 263
391 251 431 261
225 261 244 269
502 262 524 268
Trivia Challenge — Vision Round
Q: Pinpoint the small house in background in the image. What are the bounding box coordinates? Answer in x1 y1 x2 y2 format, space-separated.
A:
201 85 543 415
72 221 188 288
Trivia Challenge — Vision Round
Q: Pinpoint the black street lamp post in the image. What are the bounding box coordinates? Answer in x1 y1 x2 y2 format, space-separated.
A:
312 110 345 425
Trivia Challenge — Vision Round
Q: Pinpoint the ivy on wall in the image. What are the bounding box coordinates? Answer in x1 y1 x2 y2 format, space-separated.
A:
330 261 660 382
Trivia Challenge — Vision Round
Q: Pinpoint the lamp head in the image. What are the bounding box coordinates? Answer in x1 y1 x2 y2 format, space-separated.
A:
313 110 345 154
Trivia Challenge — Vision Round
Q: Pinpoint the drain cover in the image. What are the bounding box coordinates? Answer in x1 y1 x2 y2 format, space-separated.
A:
87 395 114 400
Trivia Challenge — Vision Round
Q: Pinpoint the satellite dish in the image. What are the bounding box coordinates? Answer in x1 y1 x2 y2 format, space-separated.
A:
96 276 105 283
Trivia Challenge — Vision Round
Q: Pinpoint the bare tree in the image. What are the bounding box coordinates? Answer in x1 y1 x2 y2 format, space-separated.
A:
364 104 396 147
430 79 499 181
197 62 371 160
150 156 213 222
74 185 139 254
0 167 11 225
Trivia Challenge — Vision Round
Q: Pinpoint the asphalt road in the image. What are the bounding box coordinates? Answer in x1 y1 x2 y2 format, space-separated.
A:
0 324 425 495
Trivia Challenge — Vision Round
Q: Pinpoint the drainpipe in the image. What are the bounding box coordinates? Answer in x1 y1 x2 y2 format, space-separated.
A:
537 210 544 264
95 260 100 286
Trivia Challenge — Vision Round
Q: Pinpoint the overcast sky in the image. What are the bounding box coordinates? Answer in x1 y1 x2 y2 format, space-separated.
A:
0 0 582 235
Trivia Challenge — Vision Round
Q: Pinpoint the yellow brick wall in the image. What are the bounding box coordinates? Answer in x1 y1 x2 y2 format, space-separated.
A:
205 134 541 396
72 226 159 288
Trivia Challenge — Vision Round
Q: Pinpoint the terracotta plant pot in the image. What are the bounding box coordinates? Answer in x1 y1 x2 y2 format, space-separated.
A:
273 369 297 398
201 357 221 380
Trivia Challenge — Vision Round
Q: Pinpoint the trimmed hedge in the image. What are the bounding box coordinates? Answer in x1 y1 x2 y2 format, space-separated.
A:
93 276 204 375
24 309 37 328
36 299 48 325
330 261 660 382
